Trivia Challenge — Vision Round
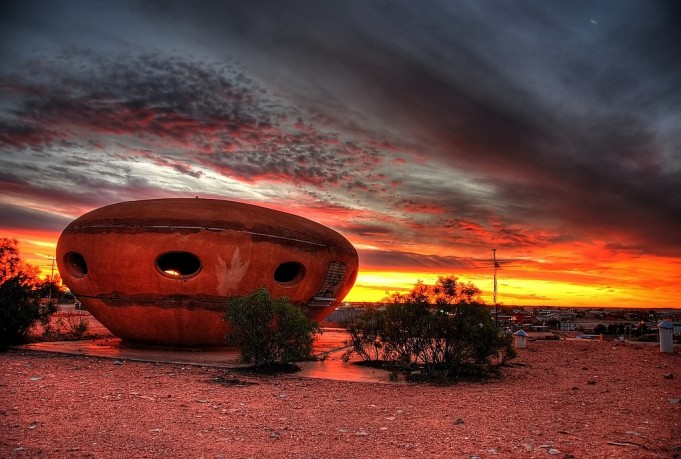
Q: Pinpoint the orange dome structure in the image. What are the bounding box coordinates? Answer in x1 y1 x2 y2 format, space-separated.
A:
56 198 358 347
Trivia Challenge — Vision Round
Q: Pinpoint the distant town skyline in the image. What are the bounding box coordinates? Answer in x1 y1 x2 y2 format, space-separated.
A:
1 1 680 307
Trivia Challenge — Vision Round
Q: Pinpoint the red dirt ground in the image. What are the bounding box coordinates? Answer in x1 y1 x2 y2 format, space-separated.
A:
1 339 679 458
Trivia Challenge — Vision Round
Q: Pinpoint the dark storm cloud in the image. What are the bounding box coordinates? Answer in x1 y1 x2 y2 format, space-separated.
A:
0 202 71 231
0 52 276 144
154 0 681 255
0 52 385 191
359 248 480 272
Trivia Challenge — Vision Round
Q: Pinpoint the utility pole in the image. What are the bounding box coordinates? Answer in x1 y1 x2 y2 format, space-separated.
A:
492 248 499 326
47 256 55 305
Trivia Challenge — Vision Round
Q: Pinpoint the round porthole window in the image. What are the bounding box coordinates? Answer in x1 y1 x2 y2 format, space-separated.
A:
274 261 305 285
64 252 88 278
156 252 201 278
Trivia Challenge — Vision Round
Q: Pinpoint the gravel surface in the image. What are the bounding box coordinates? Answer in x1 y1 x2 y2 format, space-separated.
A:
1 340 679 458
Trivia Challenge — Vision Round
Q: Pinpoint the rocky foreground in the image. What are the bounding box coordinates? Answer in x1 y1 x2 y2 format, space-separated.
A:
1 340 679 458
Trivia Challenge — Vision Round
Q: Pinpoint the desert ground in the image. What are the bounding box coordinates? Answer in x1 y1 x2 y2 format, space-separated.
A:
1 331 679 459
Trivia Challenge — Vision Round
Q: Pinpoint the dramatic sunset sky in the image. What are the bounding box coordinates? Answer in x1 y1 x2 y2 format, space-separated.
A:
1 1 680 307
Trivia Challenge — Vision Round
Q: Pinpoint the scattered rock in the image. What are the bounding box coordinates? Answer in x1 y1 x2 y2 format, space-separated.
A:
548 448 561 455
113 360 124 365
6 337 678 457
664 373 673 379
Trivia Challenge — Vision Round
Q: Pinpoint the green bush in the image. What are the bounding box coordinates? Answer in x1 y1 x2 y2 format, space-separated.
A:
0 274 58 350
344 301 515 383
224 287 320 370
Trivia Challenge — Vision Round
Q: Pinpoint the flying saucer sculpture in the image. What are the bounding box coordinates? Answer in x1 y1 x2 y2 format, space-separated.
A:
56 198 359 347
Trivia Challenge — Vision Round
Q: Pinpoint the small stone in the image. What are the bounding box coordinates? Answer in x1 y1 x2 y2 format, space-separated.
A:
113 360 124 365
664 373 673 379
270 432 279 439
355 431 369 436
548 448 561 455
454 418 465 425
30 377 42 381
668 399 680 404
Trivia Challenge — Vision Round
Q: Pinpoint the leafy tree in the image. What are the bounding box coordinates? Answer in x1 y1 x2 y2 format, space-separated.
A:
0 274 57 349
0 238 58 350
0 237 22 282
224 287 320 370
346 277 515 382
594 324 606 335
384 275 482 305
36 274 65 303
547 319 561 330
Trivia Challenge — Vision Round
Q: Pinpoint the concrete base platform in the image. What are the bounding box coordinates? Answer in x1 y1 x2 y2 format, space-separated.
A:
15 328 393 384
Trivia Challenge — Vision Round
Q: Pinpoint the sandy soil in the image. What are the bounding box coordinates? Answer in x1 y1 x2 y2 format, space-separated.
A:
1 340 679 459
